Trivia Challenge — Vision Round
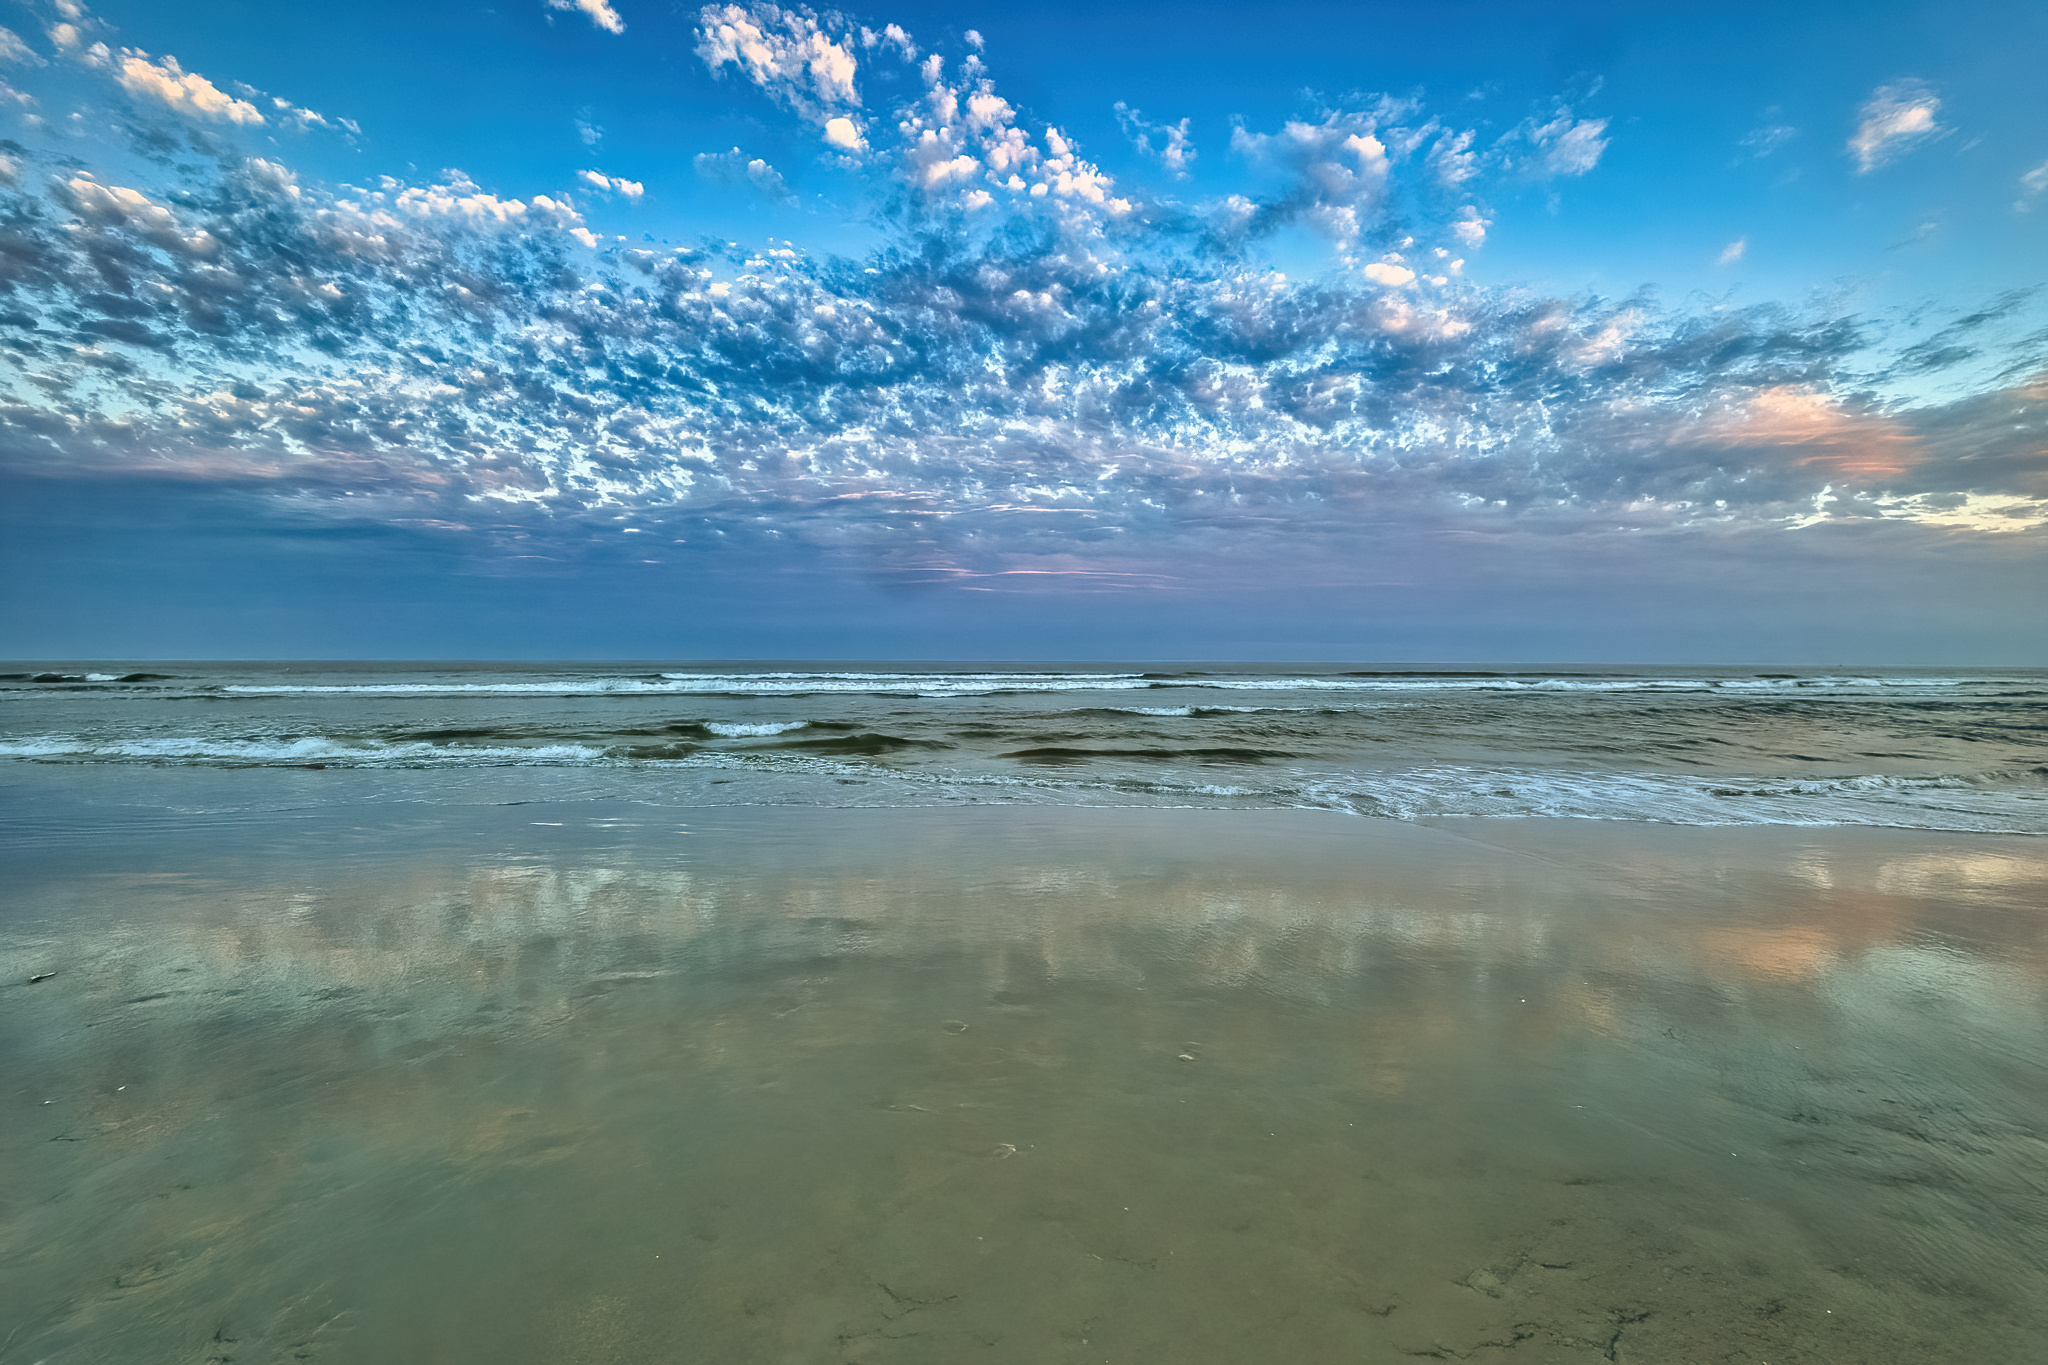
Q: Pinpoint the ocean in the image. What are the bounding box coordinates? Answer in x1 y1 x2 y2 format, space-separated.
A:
4 660 2045 831
4 662 2045 1362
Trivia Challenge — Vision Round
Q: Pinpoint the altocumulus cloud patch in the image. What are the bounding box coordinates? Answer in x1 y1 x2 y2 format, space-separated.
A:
0 0 2044 591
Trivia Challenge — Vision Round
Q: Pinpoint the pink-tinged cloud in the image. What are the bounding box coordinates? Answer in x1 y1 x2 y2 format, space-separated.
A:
1705 386 1921 482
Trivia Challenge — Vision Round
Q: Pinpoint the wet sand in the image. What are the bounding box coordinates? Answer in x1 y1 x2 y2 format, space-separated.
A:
3 793 2045 1362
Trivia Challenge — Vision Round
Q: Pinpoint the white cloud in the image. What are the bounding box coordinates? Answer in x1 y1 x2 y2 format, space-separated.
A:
0 27 44 66
1362 261 1414 287
881 46 1130 219
823 115 865 151
1114 103 1195 177
263 92 349 133
1507 107 1608 177
1427 127 1477 186
577 169 644 198
2016 159 2048 212
1740 120 1795 159
744 157 790 197
1451 205 1489 247
873 24 917 59
547 0 626 36
964 29 984 51
1233 110 1402 247
393 174 585 231
1849 82 1942 173
56 173 218 254
696 3 860 125
1717 237 1746 264
115 49 264 125
693 147 794 200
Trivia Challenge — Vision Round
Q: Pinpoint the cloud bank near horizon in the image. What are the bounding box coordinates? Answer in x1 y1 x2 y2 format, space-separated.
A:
0 1 2043 600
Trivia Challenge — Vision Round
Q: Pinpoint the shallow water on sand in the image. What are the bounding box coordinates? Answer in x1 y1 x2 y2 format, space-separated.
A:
3 781 2046 1363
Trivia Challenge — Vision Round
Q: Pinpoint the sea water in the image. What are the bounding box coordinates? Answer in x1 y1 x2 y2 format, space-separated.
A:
3 661 2044 830
3 664 2045 1362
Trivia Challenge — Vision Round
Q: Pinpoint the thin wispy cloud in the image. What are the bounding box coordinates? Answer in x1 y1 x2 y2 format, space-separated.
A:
2018 158 2048 211
1114 102 1195 177
1849 81 1944 172
1506 106 1610 178
1739 118 1794 159
694 146 794 199
0 27 47 66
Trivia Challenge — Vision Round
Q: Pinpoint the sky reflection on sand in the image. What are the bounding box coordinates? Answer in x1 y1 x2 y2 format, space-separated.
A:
3 804 2044 1362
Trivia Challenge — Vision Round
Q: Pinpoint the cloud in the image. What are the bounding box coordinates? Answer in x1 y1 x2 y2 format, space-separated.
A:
547 0 626 36
1740 119 1795 159
114 49 264 124
2018 158 2048 212
1505 106 1609 177
693 146 793 199
0 27 46 66
1695 385 1921 483
576 114 603 146
1229 107 1405 249
695 3 860 124
253 88 352 134
1849 81 1943 173
1114 102 1195 177
690 5 1133 219
577 169 645 198
822 115 864 151
0 2 2039 587
1717 237 1746 264
861 23 917 60
1427 128 1477 186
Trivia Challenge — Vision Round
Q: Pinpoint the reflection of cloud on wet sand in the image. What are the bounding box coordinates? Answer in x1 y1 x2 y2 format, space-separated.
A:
4 808 2046 1363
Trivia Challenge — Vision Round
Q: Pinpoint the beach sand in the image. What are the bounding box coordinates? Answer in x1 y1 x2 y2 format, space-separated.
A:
3 790 2045 1362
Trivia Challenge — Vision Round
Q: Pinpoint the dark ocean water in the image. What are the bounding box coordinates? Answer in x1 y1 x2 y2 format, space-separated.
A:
4 661 2045 831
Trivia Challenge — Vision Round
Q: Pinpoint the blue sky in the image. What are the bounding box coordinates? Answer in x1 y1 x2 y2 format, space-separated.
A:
0 0 2043 661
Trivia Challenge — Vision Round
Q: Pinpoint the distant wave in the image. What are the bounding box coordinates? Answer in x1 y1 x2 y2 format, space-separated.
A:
2 732 2039 832
0 736 612 766
191 671 2020 698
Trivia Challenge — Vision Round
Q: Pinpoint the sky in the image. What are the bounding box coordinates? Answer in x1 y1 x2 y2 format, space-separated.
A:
0 0 2043 662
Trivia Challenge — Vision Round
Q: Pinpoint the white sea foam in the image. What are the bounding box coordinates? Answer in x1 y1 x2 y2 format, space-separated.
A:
705 721 810 737
207 670 2016 698
2 728 2038 830
1273 765 2045 832
0 736 610 765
